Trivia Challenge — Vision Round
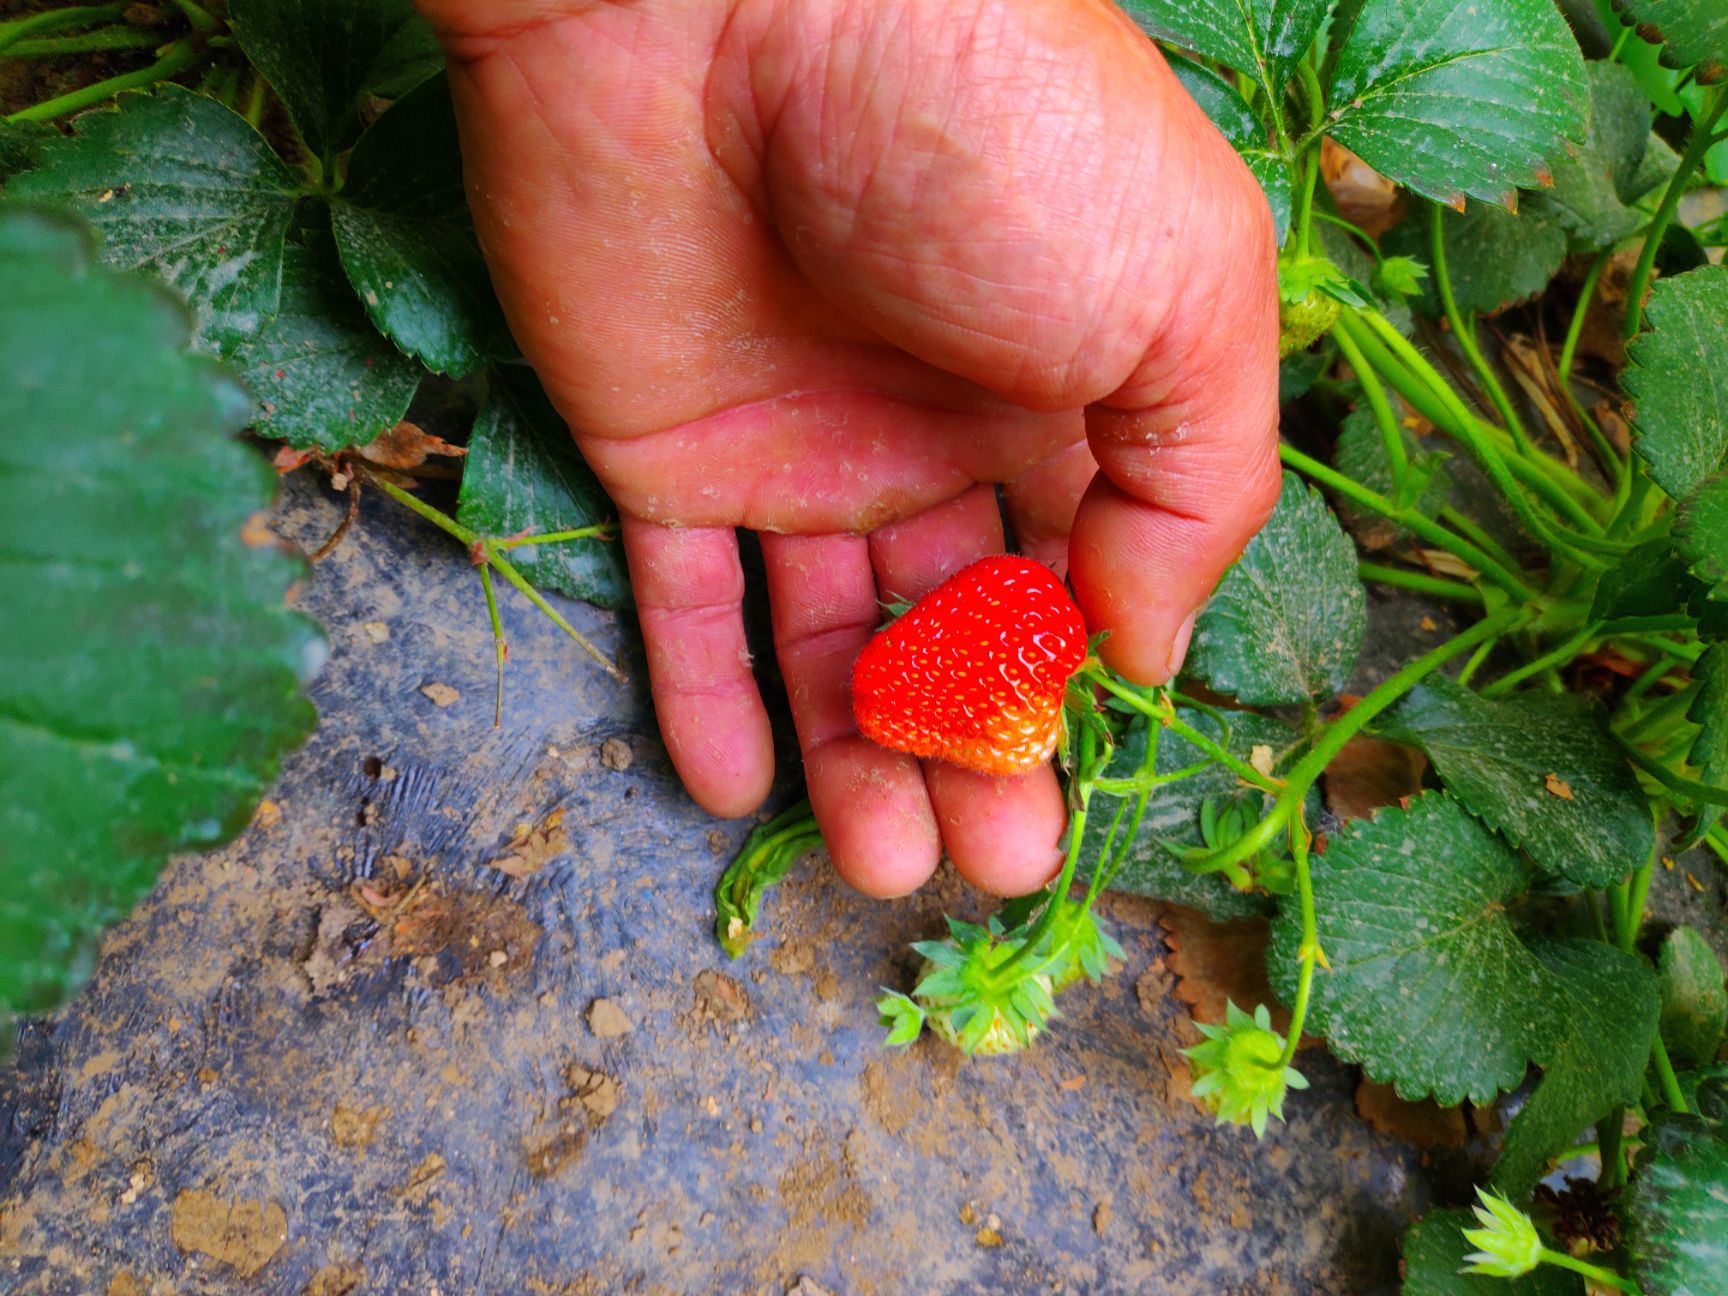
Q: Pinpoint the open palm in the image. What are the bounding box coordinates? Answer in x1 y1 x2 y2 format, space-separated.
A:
420 0 1281 896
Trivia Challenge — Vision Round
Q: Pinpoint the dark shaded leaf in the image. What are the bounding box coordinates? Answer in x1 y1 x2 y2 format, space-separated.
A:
8 87 298 354
1625 266 1728 501
1492 938 1661 1194
1269 793 1554 1105
1659 925 1727 1068
231 236 422 450
455 367 629 609
1382 676 1654 890
1120 0 1333 96
1325 0 1589 208
1189 472 1367 705
229 0 442 161
1624 1101 1728 1296
331 75 511 377
1614 0 1728 77
1381 200 1567 318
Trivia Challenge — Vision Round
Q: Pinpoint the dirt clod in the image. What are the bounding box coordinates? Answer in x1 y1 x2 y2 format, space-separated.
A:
302 1264 365 1296
587 998 633 1038
690 969 751 1029
420 682 460 707
599 737 633 771
562 1064 621 1123
169 1189 288 1277
330 1102 388 1150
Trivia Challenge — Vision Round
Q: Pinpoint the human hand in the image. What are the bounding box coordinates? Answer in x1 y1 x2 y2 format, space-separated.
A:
417 0 1280 898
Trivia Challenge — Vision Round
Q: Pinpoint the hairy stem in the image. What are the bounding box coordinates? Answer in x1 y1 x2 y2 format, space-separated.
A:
1624 85 1728 338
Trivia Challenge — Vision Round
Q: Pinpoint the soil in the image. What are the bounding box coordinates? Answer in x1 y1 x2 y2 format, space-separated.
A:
2 474 1724 1295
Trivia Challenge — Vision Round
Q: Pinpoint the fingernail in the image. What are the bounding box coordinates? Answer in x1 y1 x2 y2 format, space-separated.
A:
1164 610 1199 681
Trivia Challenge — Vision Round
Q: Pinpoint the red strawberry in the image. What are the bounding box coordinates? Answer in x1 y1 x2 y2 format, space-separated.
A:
852 555 1089 776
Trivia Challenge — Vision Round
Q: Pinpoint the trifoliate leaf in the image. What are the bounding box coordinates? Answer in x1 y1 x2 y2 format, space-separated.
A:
1119 0 1332 96
1677 472 1728 604
7 87 299 354
1269 793 1554 1105
454 366 629 609
1325 0 1590 209
1529 60 1657 252
331 75 512 377
1381 200 1567 318
229 0 443 162
1163 55 1292 241
231 236 422 450
1492 938 1661 1195
1401 1209 1583 1295
0 206 321 1035
1614 0 1728 77
1625 266 1728 500
1082 708 1303 921
1660 925 1728 1068
1189 472 1366 705
1381 676 1653 890
1624 1101 1728 1296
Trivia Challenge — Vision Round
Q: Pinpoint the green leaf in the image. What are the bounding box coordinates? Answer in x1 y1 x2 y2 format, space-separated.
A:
331 74 511 378
1189 471 1366 705
1686 645 1728 805
1625 266 1728 500
1269 793 1552 1105
1334 403 1452 548
1660 925 1728 1067
1401 1209 1583 1295
1381 676 1654 890
1325 0 1590 208
1381 199 1567 317
1625 1104 1728 1296
1119 0 1332 96
1083 708 1301 920
1590 525 1695 623
713 800 822 958
455 366 630 608
230 236 422 450
229 0 443 162
7 87 299 354
1492 938 1661 1195
0 119 53 183
1614 0 1728 76
1677 472 1728 604
0 205 321 1031
1165 55 1293 241
1529 60 1657 252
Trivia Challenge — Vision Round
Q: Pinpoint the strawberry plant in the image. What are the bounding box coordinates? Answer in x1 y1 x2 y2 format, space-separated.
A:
718 1 1728 1288
4 0 1728 1286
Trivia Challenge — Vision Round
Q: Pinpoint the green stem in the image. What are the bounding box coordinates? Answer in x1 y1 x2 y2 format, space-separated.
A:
368 476 626 684
1191 605 1529 881
1280 442 1537 599
1440 507 1523 576
991 722 1096 984
479 563 505 728
5 39 203 122
1092 676 1282 795
1479 623 1600 698
1618 678 1703 743
5 27 164 55
1357 562 1484 603
1348 311 1608 528
167 0 221 32
1559 254 1607 387
491 523 617 549
1624 85 1728 338
1539 1248 1640 1294
1429 204 1533 454
1651 1035 1688 1114
1277 821 1316 1067
1331 321 1408 484
1457 635 1500 686
1617 738 1728 807
0 3 124 52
